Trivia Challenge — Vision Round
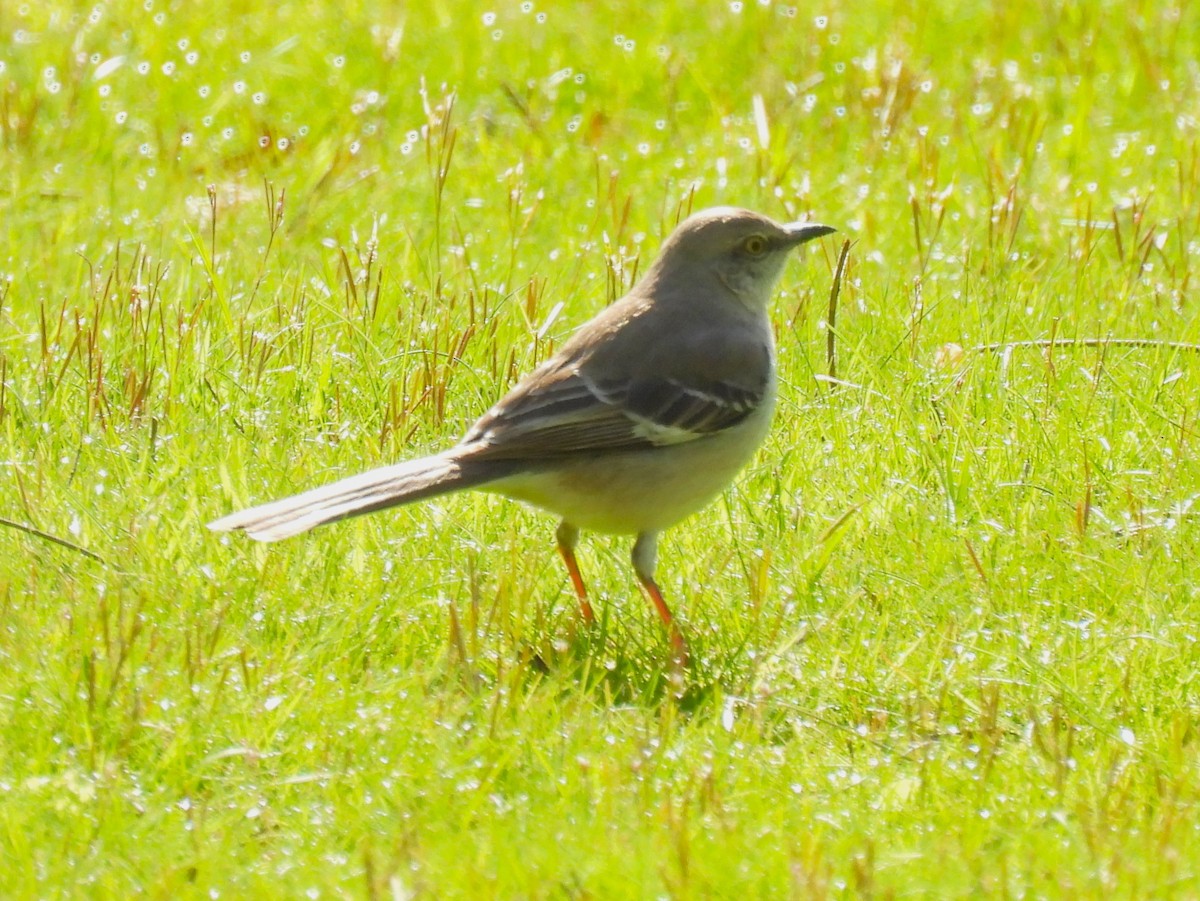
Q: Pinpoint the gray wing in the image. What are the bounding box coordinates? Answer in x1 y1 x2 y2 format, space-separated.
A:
460 361 767 461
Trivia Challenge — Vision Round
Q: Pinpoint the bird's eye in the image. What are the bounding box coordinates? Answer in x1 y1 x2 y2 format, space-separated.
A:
742 235 768 256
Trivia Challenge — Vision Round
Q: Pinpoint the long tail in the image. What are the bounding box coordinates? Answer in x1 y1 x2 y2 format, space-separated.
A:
207 452 517 542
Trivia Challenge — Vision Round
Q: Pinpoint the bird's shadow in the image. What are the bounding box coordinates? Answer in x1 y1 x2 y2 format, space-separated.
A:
511 622 724 713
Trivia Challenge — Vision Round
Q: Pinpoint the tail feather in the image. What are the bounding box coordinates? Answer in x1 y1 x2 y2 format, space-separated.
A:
208 452 515 542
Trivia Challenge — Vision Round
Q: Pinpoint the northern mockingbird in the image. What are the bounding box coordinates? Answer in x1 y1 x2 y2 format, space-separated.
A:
210 207 835 660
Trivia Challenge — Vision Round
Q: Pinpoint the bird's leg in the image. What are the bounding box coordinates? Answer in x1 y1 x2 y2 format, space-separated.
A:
556 521 596 624
632 532 689 665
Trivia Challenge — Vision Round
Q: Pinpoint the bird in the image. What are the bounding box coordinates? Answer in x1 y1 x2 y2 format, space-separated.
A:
209 207 835 661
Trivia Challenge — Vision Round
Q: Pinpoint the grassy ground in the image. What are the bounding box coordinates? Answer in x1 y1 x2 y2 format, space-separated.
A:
3 0 1200 896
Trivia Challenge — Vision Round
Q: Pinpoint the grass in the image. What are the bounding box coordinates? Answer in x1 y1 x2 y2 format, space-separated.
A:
3 0 1200 896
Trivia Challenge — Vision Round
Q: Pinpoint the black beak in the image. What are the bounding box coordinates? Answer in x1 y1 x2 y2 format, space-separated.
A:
783 222 837 246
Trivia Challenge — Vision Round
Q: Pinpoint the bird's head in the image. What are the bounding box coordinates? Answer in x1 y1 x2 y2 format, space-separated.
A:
653 207 835 311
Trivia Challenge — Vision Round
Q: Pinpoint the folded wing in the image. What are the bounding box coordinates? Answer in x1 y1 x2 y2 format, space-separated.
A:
462 358 767 460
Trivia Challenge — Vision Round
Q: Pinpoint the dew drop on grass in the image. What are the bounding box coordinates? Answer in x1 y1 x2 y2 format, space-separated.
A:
94 56 123 79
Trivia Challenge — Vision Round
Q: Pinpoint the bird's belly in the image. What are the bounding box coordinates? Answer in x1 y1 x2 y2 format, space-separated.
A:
489 402 774 535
